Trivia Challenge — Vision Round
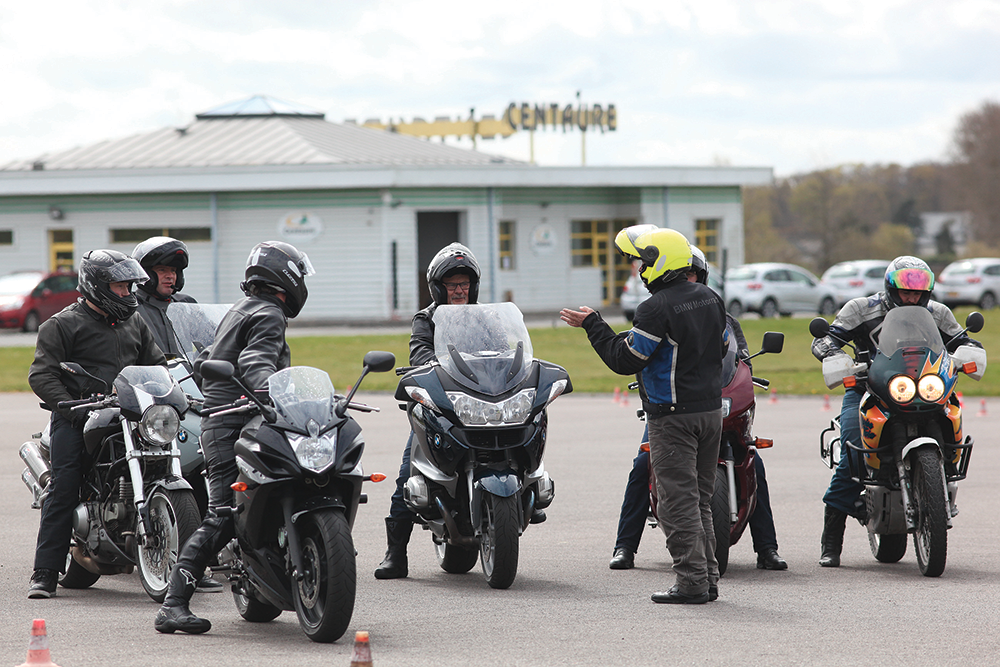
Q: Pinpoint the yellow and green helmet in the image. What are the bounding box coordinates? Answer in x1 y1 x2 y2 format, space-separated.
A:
616 226 693 286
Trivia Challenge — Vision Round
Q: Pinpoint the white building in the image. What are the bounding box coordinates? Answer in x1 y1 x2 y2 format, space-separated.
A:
0 97 772 323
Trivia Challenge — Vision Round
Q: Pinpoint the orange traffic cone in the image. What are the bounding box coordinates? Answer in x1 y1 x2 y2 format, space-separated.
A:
822 395 831 411
350 630 373 667
620 390 629 408
978 398 987 417
769 390 778 405
17 619 60 667
612 387 621 404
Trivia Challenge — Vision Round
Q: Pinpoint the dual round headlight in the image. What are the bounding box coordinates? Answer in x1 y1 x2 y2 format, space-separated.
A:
888 374 945 404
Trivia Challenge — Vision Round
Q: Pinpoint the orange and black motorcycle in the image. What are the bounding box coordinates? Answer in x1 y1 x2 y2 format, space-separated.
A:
812 306 986 577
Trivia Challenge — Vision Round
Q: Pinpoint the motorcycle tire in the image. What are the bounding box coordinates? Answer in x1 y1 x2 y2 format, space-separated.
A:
480 492 520 590
59 550 101 589
292 509 356 643
234 577 282 623
137 488 201 603
868 531 907 563
711 467 732 577
435 540 479 574
912 449 948 577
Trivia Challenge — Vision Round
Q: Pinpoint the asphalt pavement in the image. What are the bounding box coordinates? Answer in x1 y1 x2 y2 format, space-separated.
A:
1 390 999 666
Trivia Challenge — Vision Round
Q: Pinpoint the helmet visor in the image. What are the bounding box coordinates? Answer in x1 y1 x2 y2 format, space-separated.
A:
102 257 149 284
887 267 933 291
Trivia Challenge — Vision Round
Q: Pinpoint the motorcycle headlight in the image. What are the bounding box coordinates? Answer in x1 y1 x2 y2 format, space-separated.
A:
138 405 181 446
888 375 916 403
288 432 337 472
721 397 732 418
918 374 946 402
447 389 536 427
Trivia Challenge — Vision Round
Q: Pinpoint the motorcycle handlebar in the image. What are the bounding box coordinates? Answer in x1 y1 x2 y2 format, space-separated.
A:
57 395 116 411
752 377 770 389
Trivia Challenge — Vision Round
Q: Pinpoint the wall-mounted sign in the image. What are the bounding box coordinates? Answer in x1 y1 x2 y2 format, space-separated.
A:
530 224 557 255
504 102 617 133
278 212 323 242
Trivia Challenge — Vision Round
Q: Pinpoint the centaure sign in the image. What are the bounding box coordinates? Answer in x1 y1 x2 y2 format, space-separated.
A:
504 101 617 133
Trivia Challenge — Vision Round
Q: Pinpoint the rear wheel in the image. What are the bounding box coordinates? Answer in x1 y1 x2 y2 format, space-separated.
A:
293 509 356 643
727 301 744 319
234 576 283 622
912 449 948 577
868 530 907 563
980 292 997 310
480 493 520 589
138 488 200 602
711 467 732 577
435 539 479 574
760 299 779 319
22 311 41 333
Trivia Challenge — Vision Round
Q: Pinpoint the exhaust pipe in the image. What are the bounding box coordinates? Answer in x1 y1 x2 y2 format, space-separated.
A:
20 441 51 488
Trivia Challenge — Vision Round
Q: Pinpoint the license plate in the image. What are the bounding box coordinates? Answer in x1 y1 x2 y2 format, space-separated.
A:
947 291 959 297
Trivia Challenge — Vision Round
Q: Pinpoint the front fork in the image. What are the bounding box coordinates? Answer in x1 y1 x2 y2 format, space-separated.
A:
122 422 184 546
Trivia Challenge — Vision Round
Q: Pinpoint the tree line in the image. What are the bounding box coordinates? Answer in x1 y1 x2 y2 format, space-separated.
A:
744 100 1000 275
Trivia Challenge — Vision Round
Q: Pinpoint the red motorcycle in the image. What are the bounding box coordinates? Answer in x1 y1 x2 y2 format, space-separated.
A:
639 327 783 575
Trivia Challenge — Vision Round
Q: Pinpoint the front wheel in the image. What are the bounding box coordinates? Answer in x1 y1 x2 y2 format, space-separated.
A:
711 467 732 577
138 488 201 602
480 493 520 589
435 539 479 574
980 292 997 310
819 297 837 315
727 301 744 319
912 449 949 577
868 530 907 563
760 298 779 319
292 509 356 643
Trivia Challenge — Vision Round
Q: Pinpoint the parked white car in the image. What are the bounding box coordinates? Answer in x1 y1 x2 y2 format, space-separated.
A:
937 257 1000 310
725 262 837 318
821 260 890 307
620 260 724 321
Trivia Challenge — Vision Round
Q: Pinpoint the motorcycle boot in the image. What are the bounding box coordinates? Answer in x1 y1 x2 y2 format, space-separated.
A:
819 505 848 567
374 517 413 579
154 565 211 634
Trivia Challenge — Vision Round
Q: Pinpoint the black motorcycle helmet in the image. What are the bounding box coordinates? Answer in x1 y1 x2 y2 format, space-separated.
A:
240 241 315 318
131 236 189 296
690 246 709 285
426 242 481 305
884 255 935 308
78 249 148 322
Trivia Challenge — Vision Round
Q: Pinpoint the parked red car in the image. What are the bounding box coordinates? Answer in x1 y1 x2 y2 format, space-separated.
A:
0 271 80 332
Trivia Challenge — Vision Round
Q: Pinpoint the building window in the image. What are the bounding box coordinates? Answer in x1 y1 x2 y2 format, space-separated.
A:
695 219 720 264
499 220 515 270
0 230 12 245
110 227 212 244
571 219 634 304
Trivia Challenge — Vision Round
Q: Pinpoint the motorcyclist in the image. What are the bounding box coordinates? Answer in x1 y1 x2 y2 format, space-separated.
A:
811 255 980 567
132 236 197 358
609 246 787 572
374 242 551 580
561 227 727 604
154 241 314 633
27 249 166 599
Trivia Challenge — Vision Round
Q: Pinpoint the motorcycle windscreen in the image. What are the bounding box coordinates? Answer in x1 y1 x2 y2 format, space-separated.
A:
165 302 233 365
433 303 534 396
267 366 335 433
875 306 945 357
115 365 187 416
721 322 740 388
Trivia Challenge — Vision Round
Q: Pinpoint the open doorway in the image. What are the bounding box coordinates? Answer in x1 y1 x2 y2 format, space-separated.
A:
417 211 460 309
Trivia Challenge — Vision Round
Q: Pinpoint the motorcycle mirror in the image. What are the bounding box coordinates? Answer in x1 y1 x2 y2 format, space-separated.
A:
760 331 784 354
200 360 235 382
363 350 396 374
965 311 985 334
808 317 831 339
59 361 109 392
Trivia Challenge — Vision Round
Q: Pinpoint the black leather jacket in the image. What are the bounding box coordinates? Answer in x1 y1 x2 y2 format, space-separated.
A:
409 303 437 366
29 299 166 421
136 289 196 358
200 295 291 409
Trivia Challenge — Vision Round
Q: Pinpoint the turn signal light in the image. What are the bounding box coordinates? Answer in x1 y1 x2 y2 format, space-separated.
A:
843 376 857 388
962 361 978 374
368 473 387 483
755 438 774 449
640 443 650 452
231 481 248 492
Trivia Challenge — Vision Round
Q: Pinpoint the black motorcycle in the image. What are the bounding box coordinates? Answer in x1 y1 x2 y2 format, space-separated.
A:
199 352 395 643
20 363 201 602
394 303 571 589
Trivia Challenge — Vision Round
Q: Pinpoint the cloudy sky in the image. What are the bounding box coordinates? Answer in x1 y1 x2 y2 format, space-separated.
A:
2 0 998 176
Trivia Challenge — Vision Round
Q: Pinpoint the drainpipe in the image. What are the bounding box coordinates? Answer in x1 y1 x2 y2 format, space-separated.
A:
487 187 497 302
210 193 219 302
662 187 669 228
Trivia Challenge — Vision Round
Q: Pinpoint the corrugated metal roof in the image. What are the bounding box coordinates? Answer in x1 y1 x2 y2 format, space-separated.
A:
2 115 523 172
